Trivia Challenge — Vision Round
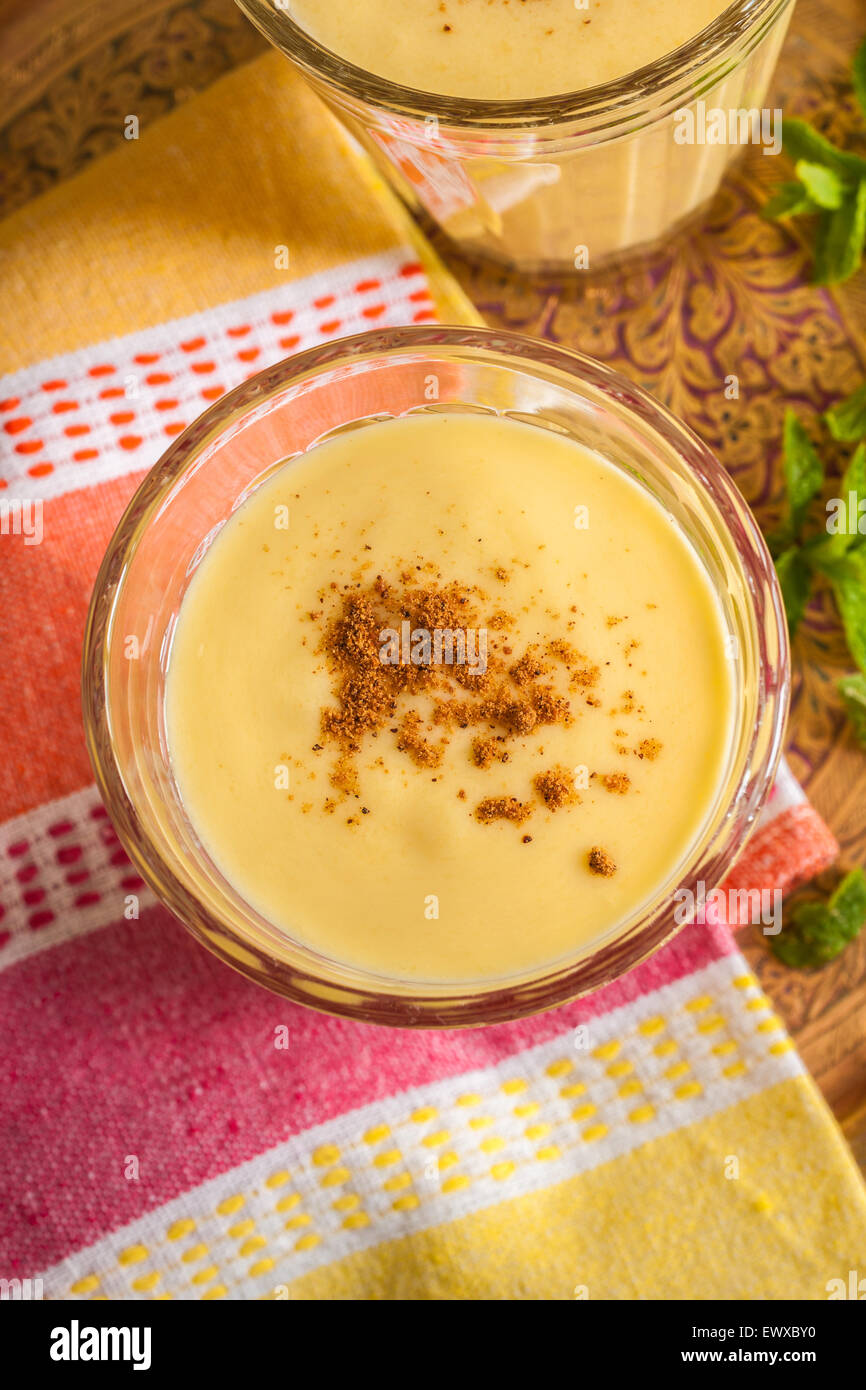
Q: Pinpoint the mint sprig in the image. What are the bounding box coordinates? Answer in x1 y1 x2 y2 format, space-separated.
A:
771 868 866 968
813 179 866 285
805 441 866 564
768 399 866 748
826 381 866 441
839 672 866 745
814 548 866 673
763 38 866 285
767 409 824 556
854 32 866 118
795 159 846 210
774 544 813 634
762 181 819 220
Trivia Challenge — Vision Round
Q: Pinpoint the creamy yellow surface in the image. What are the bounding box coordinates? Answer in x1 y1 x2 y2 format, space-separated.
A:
290 0 731 99
166 413 733 984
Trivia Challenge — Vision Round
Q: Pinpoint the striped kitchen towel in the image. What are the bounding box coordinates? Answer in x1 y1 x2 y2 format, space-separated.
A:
1 50 864 1302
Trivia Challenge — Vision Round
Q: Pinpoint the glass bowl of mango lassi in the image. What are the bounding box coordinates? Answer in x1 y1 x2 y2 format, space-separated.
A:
235 0 796 273
82 327 789 1026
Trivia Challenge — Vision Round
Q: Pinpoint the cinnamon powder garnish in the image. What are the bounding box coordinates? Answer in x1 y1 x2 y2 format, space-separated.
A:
593 772 631 794
475 796 533 826
588 847 617 877
316 562 659 828
637 738 663 760
471 736 509 769
397 711 443 769
534 765 579 811
510 648 550 686
570 664 600 690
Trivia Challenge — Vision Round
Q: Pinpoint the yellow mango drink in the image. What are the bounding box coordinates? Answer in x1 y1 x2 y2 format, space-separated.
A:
288 0 730 99
240 0 795 271
165 412 734 985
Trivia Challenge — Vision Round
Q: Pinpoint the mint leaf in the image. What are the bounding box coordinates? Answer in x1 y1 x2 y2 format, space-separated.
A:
816 443 866 560
826 382 866 441
813 179 866 284
818 548 866 671
771 867 866 968
843 441 866 504
767 412 823 556
795 160 845 209
783 409 824 539
832 866 866 930
762 181 819 220
839 672 866 747
782 118 866 180
774 546 813 636
853 36 866 121
772 903 836 968
763 101 866 283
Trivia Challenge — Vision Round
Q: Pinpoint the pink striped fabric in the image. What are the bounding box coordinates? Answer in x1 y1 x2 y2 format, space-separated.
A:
0 904 736 1274
0 246 841 1292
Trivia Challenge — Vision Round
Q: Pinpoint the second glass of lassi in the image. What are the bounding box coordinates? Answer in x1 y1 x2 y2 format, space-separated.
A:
236 0 796 273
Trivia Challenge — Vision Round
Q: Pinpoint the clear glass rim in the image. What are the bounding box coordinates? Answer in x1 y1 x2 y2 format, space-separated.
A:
235 0 794 130
82 325 790 1028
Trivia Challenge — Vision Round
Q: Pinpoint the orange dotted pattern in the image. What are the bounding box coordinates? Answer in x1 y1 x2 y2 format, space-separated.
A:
0 256 432 494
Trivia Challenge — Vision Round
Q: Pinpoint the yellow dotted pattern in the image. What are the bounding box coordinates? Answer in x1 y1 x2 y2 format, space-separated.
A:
607 1060 633 1079
167 1218 196 1240
181 1243 209 1264
629 1105 656 1125
638 1015 666 1036
264 1169 290 1189
546 1059 572 1079
118 1244 148 1267
363 1124 390 1144
70 1275 101 1296
560 1081 587 1099
319 1165 351 1188
422 1129 451 1148
312 1145 371 1235
501 1078 528 1095
665 1061 690 1081
373 1147 402 1168
60 971 794 1301
525 1123 551 1142
366 1123 421 1214
216 1194 245 1217
480 1135 505 1154
685 995 713 1013
130 1271 160 1293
